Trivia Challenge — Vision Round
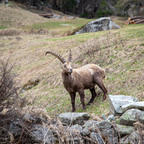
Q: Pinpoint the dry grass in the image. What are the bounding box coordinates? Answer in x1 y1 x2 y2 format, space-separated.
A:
1 26 143 116
0 4 48 28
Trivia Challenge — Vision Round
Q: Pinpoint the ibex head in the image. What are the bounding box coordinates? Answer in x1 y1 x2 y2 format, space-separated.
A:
45 50 73 74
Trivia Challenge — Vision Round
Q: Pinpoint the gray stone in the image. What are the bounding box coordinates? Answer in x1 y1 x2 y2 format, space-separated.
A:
109 21 120 30
52 15 62 19
120 131 140 144
68 125 83 144
119 109 144 126
69 124 82 135
75 17 120 34
101 114 106 120
116 124 134 137
121 101 144 113
90 132 104 144
9 120 23 137
108 95 138 115
98 121 118 144
89 120 118 144
107 114 115 121
68 136 83 144
59 112 90 126
83 120 98 129
31 124 57 144
81 127 90 136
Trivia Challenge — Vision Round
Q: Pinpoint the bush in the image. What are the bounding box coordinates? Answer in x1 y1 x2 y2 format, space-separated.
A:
0 59 18 105
96 9 112 18
62 0 76 13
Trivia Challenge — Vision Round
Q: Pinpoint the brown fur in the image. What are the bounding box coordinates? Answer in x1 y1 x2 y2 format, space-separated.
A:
46 50 108 112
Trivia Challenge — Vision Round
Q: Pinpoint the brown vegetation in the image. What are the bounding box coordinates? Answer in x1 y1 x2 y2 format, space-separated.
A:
0 58 18 106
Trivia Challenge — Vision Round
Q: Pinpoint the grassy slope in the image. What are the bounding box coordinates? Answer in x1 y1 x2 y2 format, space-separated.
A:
0 3 144 117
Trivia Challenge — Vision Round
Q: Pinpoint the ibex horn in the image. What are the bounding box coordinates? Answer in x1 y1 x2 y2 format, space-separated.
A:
68 49 72 62
45 51 66 63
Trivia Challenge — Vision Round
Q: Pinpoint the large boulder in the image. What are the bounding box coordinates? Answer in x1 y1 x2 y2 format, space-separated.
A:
119 109 144 126
75 17 120 34
58 112 90 126
108 95 138 115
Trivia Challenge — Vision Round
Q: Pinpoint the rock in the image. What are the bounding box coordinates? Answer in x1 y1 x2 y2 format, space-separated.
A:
120 131 140 144
75 17 120 34
127 4 139 17
107 114 115 121
82 120 98 136
9 120 23 137
89 120 118 144
68 125 83 144
52 15 62 19
81 127 90 136
68 136 83 144
109 21 120 30
119 109 144 126
97 121 118 144
58 112 90 126
108 95 138 115
121 101 144 113
23 114 35 123
90 132 104 144
83 120 98 128
116 124 134 137
69 124 82 135
31 124 57 144
101 114 106 120
0 128 14 144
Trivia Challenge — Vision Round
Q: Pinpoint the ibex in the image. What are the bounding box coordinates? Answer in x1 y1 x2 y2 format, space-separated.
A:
45 50 108 112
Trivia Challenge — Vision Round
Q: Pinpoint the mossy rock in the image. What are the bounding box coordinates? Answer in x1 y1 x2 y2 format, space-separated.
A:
119 109 144 126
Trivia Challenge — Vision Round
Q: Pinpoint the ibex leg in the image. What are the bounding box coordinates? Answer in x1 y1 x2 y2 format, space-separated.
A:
87 87 97 105
78 89 86 110
70 92 76 112
95 78 107 101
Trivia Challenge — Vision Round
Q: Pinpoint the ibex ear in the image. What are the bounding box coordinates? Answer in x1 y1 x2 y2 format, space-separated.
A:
68 49 72 62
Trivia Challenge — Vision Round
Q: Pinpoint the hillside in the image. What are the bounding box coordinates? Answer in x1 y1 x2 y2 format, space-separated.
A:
0 3 144 117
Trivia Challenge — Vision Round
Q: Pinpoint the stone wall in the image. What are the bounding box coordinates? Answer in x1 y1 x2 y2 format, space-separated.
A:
1 95 144 143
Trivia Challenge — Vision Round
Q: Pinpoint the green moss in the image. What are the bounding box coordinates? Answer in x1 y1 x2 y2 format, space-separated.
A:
116 119 120 124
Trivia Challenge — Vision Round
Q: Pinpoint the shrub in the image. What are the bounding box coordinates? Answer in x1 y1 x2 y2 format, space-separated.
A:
96 9 112 18
0 59 18 105
62 0 76 13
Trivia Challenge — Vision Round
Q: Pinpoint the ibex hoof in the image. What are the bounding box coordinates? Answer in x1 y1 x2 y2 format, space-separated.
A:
71 109 75 112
